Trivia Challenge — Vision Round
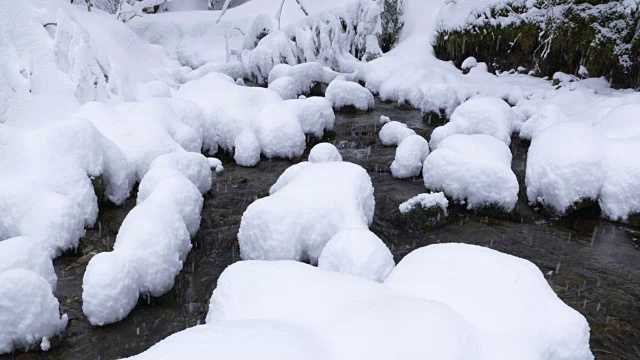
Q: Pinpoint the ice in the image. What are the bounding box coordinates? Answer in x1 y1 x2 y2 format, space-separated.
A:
399 192 449 215
379 121 416 146
325 78 375 111
0 269 68 354
308 143 343 163
430 96 516 149
385 243 593 360
391 134 430 178
423 134 518 211
318 229 395 282
239 162 375 264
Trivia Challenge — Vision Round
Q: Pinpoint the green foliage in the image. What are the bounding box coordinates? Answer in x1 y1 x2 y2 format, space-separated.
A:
379 0 403 52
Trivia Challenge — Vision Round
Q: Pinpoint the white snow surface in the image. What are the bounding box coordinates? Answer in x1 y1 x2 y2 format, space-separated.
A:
239 161 375 264
379 121 416 146
423 134 518 211
0 237 57 290
308 143 343 163
0 269 68 354
318 229 395 283
391 134 430 178
399 192 449 215
325 79 375 111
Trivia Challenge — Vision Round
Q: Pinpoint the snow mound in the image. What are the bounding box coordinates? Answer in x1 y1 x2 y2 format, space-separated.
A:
0 237 57 290
379 121 416 146
239 162 375 264
0 269 68 354
206 260 479 360
399 192 449 215
325 79 374 111
380 115 391 124
525 122 604 214
600 137 640 221
269 76 300 100
430 96 515 149
519 104 571 140
308 143 343 163
385 243 593 360
318 229 395 282
82 152 213 325
423 134 518 211
461 56 478 70
391 135 430 178
268 63 340 98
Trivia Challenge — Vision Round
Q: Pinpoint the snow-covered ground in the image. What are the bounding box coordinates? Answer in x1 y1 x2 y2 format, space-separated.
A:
1 0 637 356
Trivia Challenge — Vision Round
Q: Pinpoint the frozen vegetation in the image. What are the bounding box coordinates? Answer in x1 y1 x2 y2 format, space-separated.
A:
0 0 638 356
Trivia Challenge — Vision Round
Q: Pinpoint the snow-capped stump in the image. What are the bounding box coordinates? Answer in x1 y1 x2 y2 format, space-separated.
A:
526 122 604 215
325 78 375 112
308 143 342 163
238 162 375 264
385 243 593 360
423 134 518 212
0 237 57 290
379 121 416 146
399 192 449 216
206 261 479 360
0 269 68 354
430 96 516 149
391 134 430 178
317 229 395 283
82 151 215 326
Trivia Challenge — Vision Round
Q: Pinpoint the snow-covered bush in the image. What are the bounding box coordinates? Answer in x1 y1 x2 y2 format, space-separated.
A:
390 134 429 178
423 134 518 212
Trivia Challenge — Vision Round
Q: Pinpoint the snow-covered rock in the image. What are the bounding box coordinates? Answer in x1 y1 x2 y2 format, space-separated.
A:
391 135 430 178
519 104 571 140
600 138 640 222
423 134 518 211
268 63 340 98
239 162 375 264
318 229 395 283
399 192 449 215
325 79 375 111
461 56 478 70
0 237 57 290
308 143 343 163
379 121 416 146
0 269 68 354
430 96 515 149
385 243 593 360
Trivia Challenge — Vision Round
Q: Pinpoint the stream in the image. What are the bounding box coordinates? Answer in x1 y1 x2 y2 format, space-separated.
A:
4 98 639 360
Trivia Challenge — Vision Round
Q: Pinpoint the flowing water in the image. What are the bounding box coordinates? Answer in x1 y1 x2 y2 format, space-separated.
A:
4 99 639 360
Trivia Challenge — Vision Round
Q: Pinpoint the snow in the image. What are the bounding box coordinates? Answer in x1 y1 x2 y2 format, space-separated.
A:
461 56 478 70
423 134 518 211
391 134 430 178
239 161 375 264
385 243 593 360
325 79 375 111
378 121 416 146
317 229 395 283
379 115 390 124
0 269 68 354
268 63 340 98
430 96 516 149
399 192 449 215
519 104 571 140
0 237 57 290
308 143 343 163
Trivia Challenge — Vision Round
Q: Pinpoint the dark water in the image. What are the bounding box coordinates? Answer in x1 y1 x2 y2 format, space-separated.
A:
4 99 639 360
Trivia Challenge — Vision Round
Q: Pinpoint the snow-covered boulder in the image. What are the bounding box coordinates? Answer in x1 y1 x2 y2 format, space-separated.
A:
399 192 449 216
0 269 68 354
423 134 518 211
385 243 593 360
268 76 299 100
325 79 375 111
391 135 430 178
239 162 375 264
525 122 604 214
430 96 515 149
0 237 57 290
268 63 339 97
600 137 640 222
379 121 416 146
318 229 395 283
308 143 342 163
461 56 478 70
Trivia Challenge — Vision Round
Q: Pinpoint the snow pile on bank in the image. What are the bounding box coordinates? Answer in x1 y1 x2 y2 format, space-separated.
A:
308 143 343 163
391 135 430 178
429 96 515 149
379 121 416 146
423 134 518 211
0 269 68 354
176 72 334 166
385 243 593 360
318 229 394 282
239 161 375 264
82 152 216 326
325 79 375 111
399 192 449 215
